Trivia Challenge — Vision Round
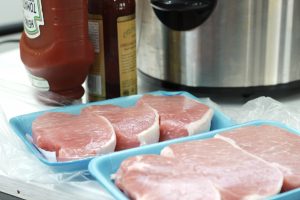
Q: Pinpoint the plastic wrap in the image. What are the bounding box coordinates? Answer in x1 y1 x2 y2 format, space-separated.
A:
162 138 283 199
222 96 300 130
3 88 300 200
115 138 283 200
136 94 214 141
2 49 300 200
82 104 160 151
1 81 233 200
114 155 221 200
0 104 113 199
31 111 117 162
89 121 300 200
216 125 300 191
9 90 233 173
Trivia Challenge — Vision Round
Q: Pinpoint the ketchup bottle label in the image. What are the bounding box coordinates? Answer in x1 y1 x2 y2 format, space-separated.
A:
29 74 50 91
23 0 44 39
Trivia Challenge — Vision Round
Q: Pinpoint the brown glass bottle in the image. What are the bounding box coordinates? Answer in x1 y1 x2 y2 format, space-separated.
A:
88 0 137 101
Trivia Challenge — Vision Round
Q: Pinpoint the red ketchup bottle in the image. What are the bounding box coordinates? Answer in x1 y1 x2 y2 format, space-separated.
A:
20 0 94 104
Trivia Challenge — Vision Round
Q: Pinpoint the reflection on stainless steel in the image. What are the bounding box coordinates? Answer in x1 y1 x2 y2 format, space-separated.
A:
137 0 300 87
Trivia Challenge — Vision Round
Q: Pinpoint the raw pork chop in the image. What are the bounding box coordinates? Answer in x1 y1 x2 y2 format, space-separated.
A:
82 104 159 151
161 138 283 200
137 95 213 141
115 155 221 200
216 125 300 191
32 112 116 161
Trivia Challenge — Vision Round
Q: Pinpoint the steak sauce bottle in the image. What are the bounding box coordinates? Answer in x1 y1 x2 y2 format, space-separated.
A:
88 0 137 101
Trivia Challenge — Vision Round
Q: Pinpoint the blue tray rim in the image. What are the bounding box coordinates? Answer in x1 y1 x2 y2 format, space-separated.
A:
8 90 234 168
88 120 300 200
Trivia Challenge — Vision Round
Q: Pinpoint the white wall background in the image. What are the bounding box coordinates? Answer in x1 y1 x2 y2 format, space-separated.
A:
0 0 23 26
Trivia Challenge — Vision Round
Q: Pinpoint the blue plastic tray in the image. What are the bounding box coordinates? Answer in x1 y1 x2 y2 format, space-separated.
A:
88 120 300 200
9 91 234 171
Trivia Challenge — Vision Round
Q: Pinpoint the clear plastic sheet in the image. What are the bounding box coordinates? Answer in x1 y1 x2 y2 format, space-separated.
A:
221 96 300 131
1 49 300 200
0 84 224 199
3 94 299 200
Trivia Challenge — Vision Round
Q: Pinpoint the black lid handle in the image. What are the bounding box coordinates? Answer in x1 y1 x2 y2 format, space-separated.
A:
151 0 217 31
151 0 212 12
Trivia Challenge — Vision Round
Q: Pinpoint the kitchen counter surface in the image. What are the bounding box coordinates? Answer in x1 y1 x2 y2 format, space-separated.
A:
1 43 300 200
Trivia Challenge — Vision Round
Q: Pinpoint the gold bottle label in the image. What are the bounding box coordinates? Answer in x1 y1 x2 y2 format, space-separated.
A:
117 15 137 96
88 15 106 101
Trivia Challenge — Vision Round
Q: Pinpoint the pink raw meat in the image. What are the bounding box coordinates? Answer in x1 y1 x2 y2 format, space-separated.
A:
115 155 221 200
216 125 300 191
82 104 159 151
161 138 283 200
32 112 116 161
137 95 213 141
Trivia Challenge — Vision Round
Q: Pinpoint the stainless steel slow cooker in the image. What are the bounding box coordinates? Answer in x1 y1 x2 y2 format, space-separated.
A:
136 0 300 89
